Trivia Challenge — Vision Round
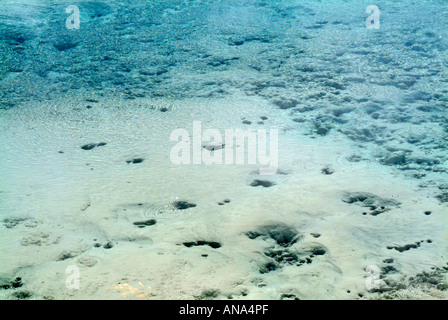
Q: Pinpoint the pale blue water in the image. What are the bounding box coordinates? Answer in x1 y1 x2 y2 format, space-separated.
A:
0 0 447 300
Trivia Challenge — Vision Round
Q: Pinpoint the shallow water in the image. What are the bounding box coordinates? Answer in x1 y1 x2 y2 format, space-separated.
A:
0 0 447 300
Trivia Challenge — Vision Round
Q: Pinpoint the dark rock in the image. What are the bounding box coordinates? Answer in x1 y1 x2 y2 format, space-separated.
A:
321 166 334 175
54 42 78 51
103 242 114 249
260 261 279 274
342 192 400 216
316 127 329 136
173 201 196 210
58 252 76 261
273 99 298 110
3 218 26 229
436 193 448 203
203 144 225 151
12 290 32 299
183 241 221 249
247 223 301 247
382 152 407 166
264 248 299 263
381 265 398 274
310 247 326 256
391 243 420 252
133 219 156 228
12 277 23 288
126 158 144 164
81 143 107 150
250 180 275 188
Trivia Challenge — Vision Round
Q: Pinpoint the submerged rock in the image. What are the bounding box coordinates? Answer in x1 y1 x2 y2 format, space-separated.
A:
246 223 301 247
173 201 196 210
81 142 107 150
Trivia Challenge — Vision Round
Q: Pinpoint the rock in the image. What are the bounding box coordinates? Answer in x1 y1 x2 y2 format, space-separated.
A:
58 251 78 261
21 232 51 246
321 166 334 175
78 256 98 267
126 158 144 164
53 42 78 51
183 241 221 249
273 98 298 110
203 144 225 151
246 223 301 247
133 219 156 228
3 218 26 229
316 127 329 136
342 192 400 216
81 142 107 151
250 180 275 188
382 152 407 165
173 201 196 210
103 242 114 249
12 290 32 299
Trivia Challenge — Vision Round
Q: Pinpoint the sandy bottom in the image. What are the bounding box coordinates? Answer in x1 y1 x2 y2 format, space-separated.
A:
0 94 446 300
0 0 447 300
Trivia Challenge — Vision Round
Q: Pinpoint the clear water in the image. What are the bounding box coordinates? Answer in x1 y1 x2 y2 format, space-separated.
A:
0 0 447 300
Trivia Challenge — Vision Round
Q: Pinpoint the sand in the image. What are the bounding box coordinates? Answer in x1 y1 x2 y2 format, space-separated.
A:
0 0 447 300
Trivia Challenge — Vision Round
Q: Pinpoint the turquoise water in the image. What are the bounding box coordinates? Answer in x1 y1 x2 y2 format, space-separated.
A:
0 0 447 300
